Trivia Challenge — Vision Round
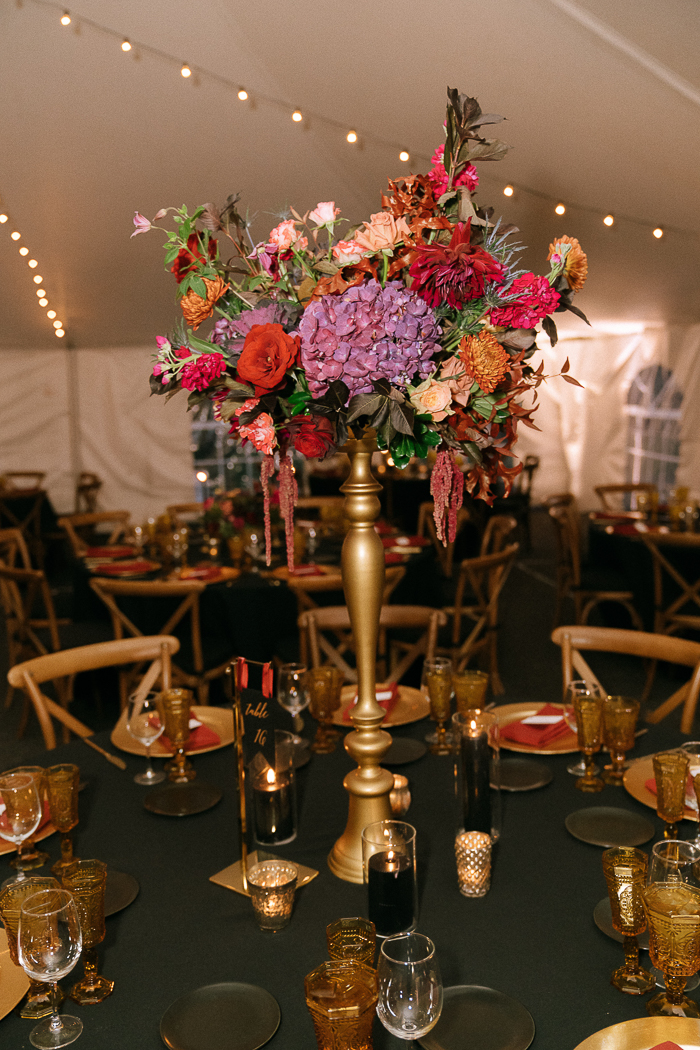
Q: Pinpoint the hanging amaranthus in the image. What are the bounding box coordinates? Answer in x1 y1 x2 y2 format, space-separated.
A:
278 452 298 571
431 448 464 544
260 455 275 566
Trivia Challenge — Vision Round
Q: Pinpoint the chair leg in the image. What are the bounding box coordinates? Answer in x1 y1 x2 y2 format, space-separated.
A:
641 659 658 712
488 630 505 695
197 681 209 705
4 684 15 710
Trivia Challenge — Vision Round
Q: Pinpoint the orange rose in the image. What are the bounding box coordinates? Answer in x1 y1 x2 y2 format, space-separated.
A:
236 323 299 396
179 276 229 330
353 212 412 253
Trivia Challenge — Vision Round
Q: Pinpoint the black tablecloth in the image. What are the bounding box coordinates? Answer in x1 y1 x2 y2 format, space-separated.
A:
0 707 690 1049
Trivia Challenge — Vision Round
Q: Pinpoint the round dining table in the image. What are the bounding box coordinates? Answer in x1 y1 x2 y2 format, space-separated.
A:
0 699 691 1049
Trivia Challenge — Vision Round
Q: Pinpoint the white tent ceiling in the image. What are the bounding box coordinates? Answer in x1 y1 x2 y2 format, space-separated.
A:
1 0 699 351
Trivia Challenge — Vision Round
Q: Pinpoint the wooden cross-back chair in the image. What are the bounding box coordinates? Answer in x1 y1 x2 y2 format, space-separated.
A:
295 496 345 516
551 624 700 733
595 483 657 513
300 604 447 685
89 577 231 707
7 636 180 751
0 527 32 570
548 502 643 629
640 532 700 636
0 486 46 568
75 472 102 513
441 543 519 693
166 503 205 527
480 515 517 557
58 511 131 558
1 472 46 490
417 501 471 577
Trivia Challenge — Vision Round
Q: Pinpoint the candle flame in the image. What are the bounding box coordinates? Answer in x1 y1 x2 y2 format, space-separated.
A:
265 767 276 784
470 720 478 731
387 850 395 861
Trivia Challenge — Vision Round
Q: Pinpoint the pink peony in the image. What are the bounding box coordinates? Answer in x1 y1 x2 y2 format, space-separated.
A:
268 220 307 252
179 352 227 392
427 146 479 198
489 274 560 329
309 201 340 225
238 412 277 455
409 378 452 421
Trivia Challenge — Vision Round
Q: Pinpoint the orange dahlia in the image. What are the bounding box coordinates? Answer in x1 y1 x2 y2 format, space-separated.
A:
548 235 588 292
459 332 509 394
180 276 229 330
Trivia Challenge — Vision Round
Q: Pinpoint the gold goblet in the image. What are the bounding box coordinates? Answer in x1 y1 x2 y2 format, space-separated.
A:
602 696 639 786
653 750 690 840
161 688 196 783
452 670 488 714
45 764 80 876
305 668 344 754
326 917 376 967
4 766 49 871
602 847 655 994
424 658 453 756
642 880 700 1017
0 875 62 1019
62 859 114 1004
573 689 605 792
305 959 378 1050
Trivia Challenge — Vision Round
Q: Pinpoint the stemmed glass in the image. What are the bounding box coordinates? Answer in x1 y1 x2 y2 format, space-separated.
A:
563 683 605 791
161 688 196 783
376 932 443 1041
61 860 113 1004
45 765 80 877
18 887 83 1048
653 750 690 840
126 691 166 785
646 840 700 996
682 742 700 846
0 772 43 888
305 668 343 753
563 680 604 777
0 876 62 1020
422 657 453 755
277 663 309 746
602 696 639 785
5 767 49 871
601 847 655 994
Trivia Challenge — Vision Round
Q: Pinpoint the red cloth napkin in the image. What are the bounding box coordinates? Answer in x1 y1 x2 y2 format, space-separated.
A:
645 774 694 798
381 535 428 548
342 684 400 724
289 564 325 577
374 522 396 536
94 560 155 576
500 704 574 747
85 545 134 558
159 721 221 751
384 552 405 564
648 1042 684 1050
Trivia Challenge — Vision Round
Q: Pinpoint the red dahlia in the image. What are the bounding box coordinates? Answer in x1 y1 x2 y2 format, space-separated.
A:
409 221 505 309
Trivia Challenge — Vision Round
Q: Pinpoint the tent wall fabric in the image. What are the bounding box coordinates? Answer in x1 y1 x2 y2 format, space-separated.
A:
0 346 193 521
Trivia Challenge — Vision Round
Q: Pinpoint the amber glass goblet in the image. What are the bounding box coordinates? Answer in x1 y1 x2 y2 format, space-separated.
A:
305 959 378 1050
46 765 80 877
602 847 655 994
61 859 113 1004
642 880 700 1017
452 670 489 715
326 917 376 967
305 668 343 754
424 658 453 755
161 688 196 783
0 875 62 1019
602 696 639 786
653 750 690 839
5 766 49 871
572 689 605 792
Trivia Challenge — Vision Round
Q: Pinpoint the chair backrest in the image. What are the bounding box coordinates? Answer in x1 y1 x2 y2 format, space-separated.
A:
480 515 517 557
0 527 32 569
451 543 519 647
58 511 131 557
89 577 207 674
284 564 405 612
300 604 448 684
595 483 657 513
0 472 46 491
417 501 470 577
548 503 582 590
520 456 540 498
640 532 700 628
7 635 180 750
166 503 204 527
0 565 61 662
75 472 102 513
541 492 574 510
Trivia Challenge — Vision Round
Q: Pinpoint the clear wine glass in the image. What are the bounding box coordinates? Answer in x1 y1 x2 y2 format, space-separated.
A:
18 887 83 1048
0 772 43 888
126 692 166 785
277 664 309 747
376 932 443 1041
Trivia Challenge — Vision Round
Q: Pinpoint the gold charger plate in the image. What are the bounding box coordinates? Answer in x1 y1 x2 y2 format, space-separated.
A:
624 753 697 822
110 705 234 758
333 685 430 728
573 1015 700 1049
493 702 579 755
0 819 56 856
0 927 30 1020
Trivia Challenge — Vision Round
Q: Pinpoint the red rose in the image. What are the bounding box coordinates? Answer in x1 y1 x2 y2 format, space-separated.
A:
236 324 299 396
171 233 217 284
292 415 335 459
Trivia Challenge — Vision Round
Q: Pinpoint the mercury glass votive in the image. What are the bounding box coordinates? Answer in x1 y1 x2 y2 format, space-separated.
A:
247 860 297 932
454 830 492 898
653 750 690 839
326 917 376 967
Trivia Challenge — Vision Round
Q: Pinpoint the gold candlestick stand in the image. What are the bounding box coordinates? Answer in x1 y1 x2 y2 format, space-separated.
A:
328 432 394 883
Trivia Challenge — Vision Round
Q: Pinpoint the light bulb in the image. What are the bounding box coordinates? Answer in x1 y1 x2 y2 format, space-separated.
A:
555 203 566 215
653 227 664 239
0 214 8 223
53 320 63 329
604 214 614 226
237 88 248 101
33 275 43 284
11 231 20 240
121 39 132 52
292 109 303 122
399 150 410 162
47 310 56 319
36 289 45 296
39 298 48 307
55 329 65 338
346 130 357 143
503 185 514 197
28 259 37 268
19 247 28 256
181 64 191 78
196 470 208 482
61 12 71 25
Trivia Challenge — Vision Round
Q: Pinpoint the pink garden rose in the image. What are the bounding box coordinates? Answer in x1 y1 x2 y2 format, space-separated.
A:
409 378 452 420
439 355 473 407
308 201 340 225
353 212 412 253
268 220 307 253
332 240 365 266
238 412 277 455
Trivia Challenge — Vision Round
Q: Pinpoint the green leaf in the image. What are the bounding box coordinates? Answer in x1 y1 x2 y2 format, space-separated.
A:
188 333 222 354
164 247 180 266
191 276 208 299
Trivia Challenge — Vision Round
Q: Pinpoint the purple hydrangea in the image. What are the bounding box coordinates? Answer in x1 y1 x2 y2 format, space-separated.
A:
211 303 283 348
298 280 442 400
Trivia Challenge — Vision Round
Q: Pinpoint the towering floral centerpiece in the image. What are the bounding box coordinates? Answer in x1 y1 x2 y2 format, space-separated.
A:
135 87 588 565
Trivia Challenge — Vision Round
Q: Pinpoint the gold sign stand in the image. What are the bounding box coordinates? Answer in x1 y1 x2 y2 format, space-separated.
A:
328 432 394 884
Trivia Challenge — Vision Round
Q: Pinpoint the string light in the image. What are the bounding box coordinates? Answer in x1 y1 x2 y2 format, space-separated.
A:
196 470 208 482
55 329 65 338
36 288 45 296
399 150 410 162
19 247 28 256
39 298 48 306
0 214 7 223
60 11 71 25
33 275 43 284
11 231 20 240
47 310 56 319
237 88 248 101
53 320 63 329
604 214 615 226
121 39 131 52
180 64 191 78
653 227 664 239
503 185 515 197
555 203 566 215
346 130 357 143
292 109 303 122
28 259 37 268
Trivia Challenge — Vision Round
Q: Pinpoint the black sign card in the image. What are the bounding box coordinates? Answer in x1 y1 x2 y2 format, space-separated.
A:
240 687 288 767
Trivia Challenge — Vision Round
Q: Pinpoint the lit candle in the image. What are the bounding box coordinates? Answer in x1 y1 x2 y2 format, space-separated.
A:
367 849 414 936
252 766 294 845
459 718 491 834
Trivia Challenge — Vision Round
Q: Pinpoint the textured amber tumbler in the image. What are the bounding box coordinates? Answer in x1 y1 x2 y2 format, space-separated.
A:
62 859 114 1004
602 696 639 786
602 847 655 994
0 875 62 1019
653 750 690 839
452 670 489 714
642 880 700 1017
45 764 79 876
161 688 196 782
305 960 378 1050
